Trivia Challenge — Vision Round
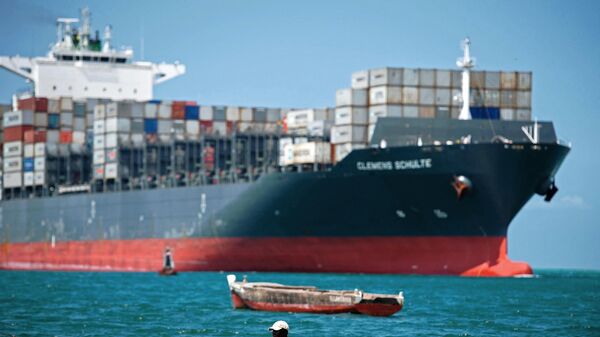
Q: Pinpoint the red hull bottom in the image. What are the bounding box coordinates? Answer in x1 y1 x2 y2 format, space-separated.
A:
0 236 532 277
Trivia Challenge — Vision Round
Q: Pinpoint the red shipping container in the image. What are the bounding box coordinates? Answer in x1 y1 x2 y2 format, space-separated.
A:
3 125 33 142
171 101 186 120
24 130 35 143
59 130 73 144
18 97 48 112
200 120 213 133
34 130 47 142
226 121 234 135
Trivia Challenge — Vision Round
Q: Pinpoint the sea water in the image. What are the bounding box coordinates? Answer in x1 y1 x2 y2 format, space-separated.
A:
1 270 598 336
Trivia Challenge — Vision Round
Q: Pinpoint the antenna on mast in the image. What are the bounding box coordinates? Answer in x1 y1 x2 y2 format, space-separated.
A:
456 38 475 120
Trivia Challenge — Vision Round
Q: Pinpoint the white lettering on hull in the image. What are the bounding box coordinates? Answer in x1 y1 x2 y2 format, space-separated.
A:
356 158 432 171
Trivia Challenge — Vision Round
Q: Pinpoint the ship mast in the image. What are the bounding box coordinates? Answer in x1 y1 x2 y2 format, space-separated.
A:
457 38 475 120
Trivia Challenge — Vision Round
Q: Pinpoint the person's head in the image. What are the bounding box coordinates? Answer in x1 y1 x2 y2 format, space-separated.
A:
268 320 289 337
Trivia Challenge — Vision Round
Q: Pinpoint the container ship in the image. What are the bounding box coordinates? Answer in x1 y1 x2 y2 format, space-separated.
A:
0 9 569 276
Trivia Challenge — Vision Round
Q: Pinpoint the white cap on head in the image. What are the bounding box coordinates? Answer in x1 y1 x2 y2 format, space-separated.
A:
268 320 289 331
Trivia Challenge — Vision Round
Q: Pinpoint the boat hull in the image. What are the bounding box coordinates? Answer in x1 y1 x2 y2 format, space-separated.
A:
0 143 569 276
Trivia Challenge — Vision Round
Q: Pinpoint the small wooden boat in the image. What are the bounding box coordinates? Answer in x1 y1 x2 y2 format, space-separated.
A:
227 275 404 317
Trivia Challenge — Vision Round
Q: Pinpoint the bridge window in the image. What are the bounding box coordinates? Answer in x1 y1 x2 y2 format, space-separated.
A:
100 57 109 62
83 56 91 61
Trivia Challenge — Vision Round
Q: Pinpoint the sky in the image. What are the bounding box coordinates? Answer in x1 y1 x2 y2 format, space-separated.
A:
0 0 599 270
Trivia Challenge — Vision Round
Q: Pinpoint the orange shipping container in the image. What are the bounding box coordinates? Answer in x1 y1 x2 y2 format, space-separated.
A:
34 130 47 142
4 125 34 142
18 97 48 112
171 101 186 120
59 130 73 144
24 130 35 143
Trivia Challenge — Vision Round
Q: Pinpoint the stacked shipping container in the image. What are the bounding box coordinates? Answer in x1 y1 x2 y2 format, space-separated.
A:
0 68 533 198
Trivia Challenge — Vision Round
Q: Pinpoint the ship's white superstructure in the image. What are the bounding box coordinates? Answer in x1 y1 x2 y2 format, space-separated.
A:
0 8 185 101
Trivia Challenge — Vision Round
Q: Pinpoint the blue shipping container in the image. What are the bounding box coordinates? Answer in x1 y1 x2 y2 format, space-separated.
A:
144 119 158 133
48 113 60 129
23 158 34 172
185 105 200 120
148 100 162 104
470 107 500 120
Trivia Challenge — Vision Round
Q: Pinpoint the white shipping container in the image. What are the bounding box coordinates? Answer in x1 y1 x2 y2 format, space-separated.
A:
73 131 85 145
403 106 419 118
500 109 514 120
34 112 48 127
94 104 106 120
279 143 295 166
286 109 328 129
158 103 172 119
451 89 462 106
213 121 227 135
368 105 402 124
105 117 131 133
24 144 34 157
144 103 158 118
307 120 332 137
3 172 22 188
419 88 435 105
94 120 105 134
403 68 419 86
370 68 402 87
3 141 23 157
516 91 531 108
3 110 34 127
24 172 34 187
200 106 213 120
158 120 173 134
402 87 419 104
34 142 45 157
73 117 86 131
105 163 118 179
515 109 531 121
48 99 60 113
266 108 281 122
369 86 402 105
292 142 331 164
60 112 73 126
484 90 500 106
60 97 73 111
186 120 199 135
435 88 451 105
34 171 45 185
3 156 22 172
517 72 532 90
131 103 144 118
500 72 517 89
94 134 105 150
240 108 253 122
335 107 368 125
34 157 45 171
226 106 240 121
330 125 367 144
351 70 370 89
485 71 501 89
334 143 365 162
336 88 368 107
419 69 435 87
105 133 118 148
436 70 451 87
105 102 118 117
47 130 60 144
131 133 144 146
